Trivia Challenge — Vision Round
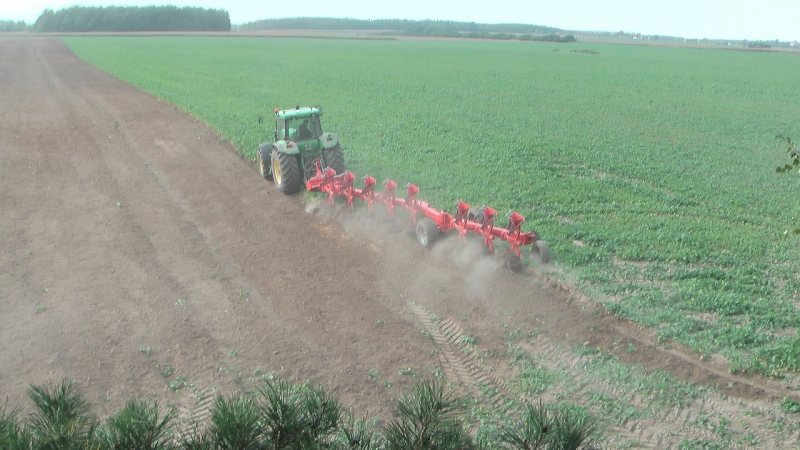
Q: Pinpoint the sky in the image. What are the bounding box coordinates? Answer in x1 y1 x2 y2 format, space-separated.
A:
1 0 797 42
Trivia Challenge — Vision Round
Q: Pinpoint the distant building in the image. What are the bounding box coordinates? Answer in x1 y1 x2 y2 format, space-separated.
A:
791 40 797 47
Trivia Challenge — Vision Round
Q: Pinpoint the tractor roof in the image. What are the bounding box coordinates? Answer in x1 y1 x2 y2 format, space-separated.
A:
276 107 321 120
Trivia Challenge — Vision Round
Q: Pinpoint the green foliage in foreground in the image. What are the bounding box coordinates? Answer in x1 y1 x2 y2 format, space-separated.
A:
0 379 599 449
63 36 800 376
775 134 799 176
499 401 598 450
775 134 800 238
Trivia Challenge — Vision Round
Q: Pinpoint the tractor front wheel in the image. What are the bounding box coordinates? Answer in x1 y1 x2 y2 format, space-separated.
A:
258 146 273 181
416 218 439 249
531 240 550 264
271 148 302 194
322 145 345 174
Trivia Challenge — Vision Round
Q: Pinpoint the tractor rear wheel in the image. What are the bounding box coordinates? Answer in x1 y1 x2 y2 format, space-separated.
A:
258 146 273 181
531 240 550 264
416 218 439 248
322 145 345 174
271 148 302 194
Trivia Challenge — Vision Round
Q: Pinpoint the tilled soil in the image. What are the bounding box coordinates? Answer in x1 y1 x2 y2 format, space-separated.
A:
0 37 795 447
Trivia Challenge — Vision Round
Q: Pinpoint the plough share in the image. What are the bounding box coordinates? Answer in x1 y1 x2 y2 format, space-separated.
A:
306 166 550 270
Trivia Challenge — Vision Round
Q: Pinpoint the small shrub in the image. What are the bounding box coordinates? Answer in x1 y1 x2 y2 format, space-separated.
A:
0 404 32 449
27 380 98 450
208 395 262 449
500 400 598 450
258 379 341 448
98 399 177 450
383 378 474 450
331 415 384 450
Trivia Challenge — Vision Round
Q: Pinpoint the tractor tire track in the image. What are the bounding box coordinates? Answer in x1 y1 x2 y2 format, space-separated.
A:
175 386 215 435
400 286 795 447
515 336 797 448
405 300 510 407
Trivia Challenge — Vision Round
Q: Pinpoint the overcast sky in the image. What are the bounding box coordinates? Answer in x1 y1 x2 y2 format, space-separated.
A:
1 0 797 41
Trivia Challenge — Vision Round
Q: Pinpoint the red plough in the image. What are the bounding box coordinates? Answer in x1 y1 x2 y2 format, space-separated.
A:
306 167 550 269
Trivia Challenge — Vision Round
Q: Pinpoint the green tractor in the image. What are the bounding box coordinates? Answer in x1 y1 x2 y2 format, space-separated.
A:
257 106 345 194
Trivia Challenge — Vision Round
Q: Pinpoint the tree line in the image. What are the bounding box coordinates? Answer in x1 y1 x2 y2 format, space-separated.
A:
237 17 562 35
0 20 26 32
382 27 577 42
33 6 230 32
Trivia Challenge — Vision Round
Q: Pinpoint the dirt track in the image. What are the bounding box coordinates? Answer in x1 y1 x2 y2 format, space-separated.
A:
1 37 796 446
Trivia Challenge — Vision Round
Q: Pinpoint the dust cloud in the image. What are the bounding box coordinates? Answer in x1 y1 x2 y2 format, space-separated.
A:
429 235 502 300
309 201 504 301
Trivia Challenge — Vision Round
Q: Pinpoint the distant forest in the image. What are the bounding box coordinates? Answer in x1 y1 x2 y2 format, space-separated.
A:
237 17 562 35
382 28 576 42
33 6 230 32
0 20 26 32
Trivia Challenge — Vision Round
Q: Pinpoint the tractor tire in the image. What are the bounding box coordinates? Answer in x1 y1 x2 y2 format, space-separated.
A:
531 240 550 264
271 148 302 194
322 145 345 174
258 146 273 181
416 218 439 249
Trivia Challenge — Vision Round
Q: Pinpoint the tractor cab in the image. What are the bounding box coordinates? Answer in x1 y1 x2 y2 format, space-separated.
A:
274 107 322 142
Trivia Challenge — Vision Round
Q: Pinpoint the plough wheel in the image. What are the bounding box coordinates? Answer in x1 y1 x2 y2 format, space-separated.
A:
258 145 273 181
532 240 550 264
322 145 345 174
271 148 302 194
416 218 439 248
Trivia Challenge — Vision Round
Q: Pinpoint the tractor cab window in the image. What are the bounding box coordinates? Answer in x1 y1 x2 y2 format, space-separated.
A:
309 115 321 135
276 117 286 140
288 115 321 141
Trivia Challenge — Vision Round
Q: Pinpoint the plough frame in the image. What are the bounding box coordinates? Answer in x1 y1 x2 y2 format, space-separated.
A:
305 166 550 268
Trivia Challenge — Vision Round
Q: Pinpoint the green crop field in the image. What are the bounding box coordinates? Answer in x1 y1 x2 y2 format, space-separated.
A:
64 36 800 377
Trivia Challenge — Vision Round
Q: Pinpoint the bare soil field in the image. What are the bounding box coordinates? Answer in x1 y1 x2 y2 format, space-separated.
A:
1 37 796 446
